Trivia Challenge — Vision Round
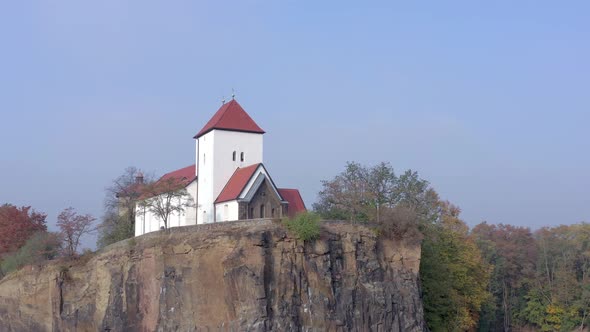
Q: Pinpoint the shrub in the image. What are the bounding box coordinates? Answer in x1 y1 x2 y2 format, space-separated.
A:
376 205 423 243
283 212 321 242
97 211 135 248
0 231 61 276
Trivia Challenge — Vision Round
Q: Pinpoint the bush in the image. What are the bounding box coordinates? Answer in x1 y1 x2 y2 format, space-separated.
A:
283 212 321 242
376 205 423 243
97 211 134 249
0 231 61 276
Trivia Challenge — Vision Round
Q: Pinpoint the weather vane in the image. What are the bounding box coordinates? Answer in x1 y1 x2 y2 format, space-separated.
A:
231 88 236 100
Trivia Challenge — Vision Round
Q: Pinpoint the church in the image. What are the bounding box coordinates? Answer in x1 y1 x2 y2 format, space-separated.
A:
134 99 306 236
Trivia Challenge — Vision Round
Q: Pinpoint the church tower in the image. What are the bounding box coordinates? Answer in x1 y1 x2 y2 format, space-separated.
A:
194 99 265 224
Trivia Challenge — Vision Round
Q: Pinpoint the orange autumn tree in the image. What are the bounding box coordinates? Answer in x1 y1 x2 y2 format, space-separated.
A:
0 204 47 256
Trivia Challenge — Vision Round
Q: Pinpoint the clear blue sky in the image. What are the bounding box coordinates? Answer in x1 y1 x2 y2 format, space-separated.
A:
1 1 588 248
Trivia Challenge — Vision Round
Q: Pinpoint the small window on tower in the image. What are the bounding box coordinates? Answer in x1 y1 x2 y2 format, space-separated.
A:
203 153 206 164
240 152 244 162
232 151 236 161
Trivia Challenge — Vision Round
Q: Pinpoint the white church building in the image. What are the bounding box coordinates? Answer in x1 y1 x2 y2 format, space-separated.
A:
134 99 306 236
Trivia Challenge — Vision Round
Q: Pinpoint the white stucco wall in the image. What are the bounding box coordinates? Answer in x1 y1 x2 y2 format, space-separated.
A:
215 200 239 222
134 181 197 236
196 129 263 224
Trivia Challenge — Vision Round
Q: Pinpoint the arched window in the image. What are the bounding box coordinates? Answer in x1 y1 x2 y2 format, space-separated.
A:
232 151 236 161
260 204 265 218
240 152 244 162
203 153 206 164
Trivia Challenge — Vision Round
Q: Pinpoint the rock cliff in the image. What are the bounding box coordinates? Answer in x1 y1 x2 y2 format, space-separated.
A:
0 220 425 331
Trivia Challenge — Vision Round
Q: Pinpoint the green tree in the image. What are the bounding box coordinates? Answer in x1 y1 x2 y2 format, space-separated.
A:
472 223 538 331
314 161 489 330
421 201 491 331
314 162 371 222
0 231 61 277
97 167 152 248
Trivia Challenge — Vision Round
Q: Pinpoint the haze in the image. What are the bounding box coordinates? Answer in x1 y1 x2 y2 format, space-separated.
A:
1 1 588 249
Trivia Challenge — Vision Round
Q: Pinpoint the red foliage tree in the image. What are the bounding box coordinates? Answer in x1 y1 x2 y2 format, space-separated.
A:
0 204 47 256
57 207 96 257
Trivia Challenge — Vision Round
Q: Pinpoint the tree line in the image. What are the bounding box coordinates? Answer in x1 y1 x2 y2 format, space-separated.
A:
314 161 590 332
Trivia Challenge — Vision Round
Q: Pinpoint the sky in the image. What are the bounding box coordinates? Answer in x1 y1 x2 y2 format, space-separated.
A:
1 1 589 249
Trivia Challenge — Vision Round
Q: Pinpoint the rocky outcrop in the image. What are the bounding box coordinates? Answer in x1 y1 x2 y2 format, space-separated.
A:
0 220 425 331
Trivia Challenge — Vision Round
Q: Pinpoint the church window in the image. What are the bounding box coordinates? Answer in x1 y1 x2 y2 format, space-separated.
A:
260 204 265 218
249 207 254 219
271 208 275 217
240 152 244 162
224 204 229 220
232 151 236 161
203 153 206 164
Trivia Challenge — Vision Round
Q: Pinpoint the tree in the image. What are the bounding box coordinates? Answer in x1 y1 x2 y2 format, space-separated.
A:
472 222 538 331
367 162 396 223
0 231 61 277
97 211 135 248
97 167 153 248
421 201 491 332
519 224 590 331
314 162 425 223
0 204 47 256
57 207 96 257
314 162 370 222
137 177 193 230
314 161 490 330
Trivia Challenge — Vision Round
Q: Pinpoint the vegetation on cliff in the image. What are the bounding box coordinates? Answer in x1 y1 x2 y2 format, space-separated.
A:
282 211 321 241
0 205 95 277
314 161 491 331
315 161 590 332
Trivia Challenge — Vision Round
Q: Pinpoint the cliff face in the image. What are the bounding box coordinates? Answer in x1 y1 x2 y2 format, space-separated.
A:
0 220 425 332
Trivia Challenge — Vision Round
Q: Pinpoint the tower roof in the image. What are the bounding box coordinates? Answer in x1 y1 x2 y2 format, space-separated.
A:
194 99 265 139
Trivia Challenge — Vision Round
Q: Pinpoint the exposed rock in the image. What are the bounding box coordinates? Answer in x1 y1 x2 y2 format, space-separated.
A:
0 220 425 331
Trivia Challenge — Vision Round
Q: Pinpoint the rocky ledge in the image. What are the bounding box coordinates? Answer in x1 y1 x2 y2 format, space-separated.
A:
0 220 425 331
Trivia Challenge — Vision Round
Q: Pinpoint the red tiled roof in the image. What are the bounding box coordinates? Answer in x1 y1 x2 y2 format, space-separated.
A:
194 99 265 139
278 188 307 218
159 164 197 184
139 164 196 200
215 163 261 203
